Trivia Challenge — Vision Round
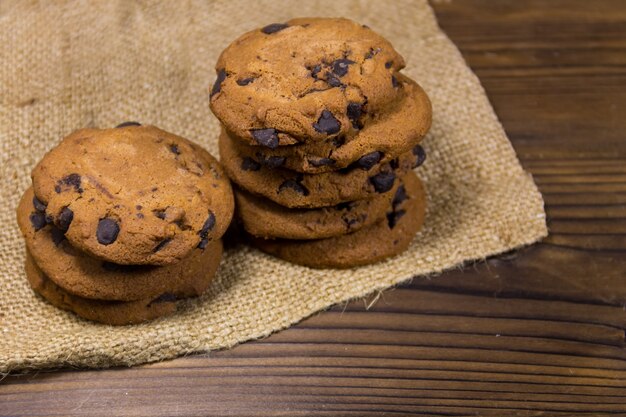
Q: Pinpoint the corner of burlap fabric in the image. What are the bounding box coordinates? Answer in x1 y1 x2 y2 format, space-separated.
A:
0 0 547 373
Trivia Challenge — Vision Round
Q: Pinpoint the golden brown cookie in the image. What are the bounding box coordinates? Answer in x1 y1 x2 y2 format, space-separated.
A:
210 17 406 146
219 128 421 208
224 74 431 174
234 176 403 240
30 124 234 265
250 172 426 268
17 187 223 301
24 250 219 325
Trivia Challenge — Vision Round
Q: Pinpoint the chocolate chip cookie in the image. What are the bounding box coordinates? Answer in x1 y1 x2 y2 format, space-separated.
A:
210 17 406 146
25 251 216 325
31 124 234 265
250 172 426 268
219 128 421 208
234 176 403 240
224 74 431 174
17 188 223 301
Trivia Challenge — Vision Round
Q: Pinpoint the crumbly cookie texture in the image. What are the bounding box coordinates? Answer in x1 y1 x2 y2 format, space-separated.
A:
210 17 406 145
24 250 220 325
251 172 426 268
17 187 223 301
234 176 404 240
222 74 431 174
220 128 423 208
31 124 234 265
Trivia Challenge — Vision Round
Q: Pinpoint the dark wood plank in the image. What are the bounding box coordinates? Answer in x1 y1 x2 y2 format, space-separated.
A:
2 1 626 416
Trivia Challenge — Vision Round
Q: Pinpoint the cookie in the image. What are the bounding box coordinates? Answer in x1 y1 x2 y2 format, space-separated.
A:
250 172 426 268
17 187 223 301
210 17 406 146
24 251 212 325
225 74 431 174
234 177 403 240
219 128 421 208
31 124 234 265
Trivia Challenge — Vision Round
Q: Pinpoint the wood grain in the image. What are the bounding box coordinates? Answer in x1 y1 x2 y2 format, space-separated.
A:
2 1 626 416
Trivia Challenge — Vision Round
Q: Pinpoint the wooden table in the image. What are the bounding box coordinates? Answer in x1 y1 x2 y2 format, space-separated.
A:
2 1 626 415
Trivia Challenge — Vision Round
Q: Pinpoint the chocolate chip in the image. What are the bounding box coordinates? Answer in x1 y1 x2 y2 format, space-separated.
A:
392 185 408 208
64 173 82 191
278 179 310 196
169 144 180 155
153 238 172 252
259 155 286 169
210 68 227 97
29 212 47 231
387 209 406 229
200 212 216 234
385 61 393 69
392 75 399 88
57 207 73 232
364 47 380 59
116 121 141 128
326 73 343 88
57 173 82 193
356 151 383 170
313 110 341 135
236 77 255 86
251 128 279 149
308 157 336 167
390 158 400 170
310 64 322 79
347 102 364 129
32 196 47 212
135 205 142 210
153 209 167 220
241 157 261 171
50 227 66 246
197 211 216 249
152 293 177 303
413 145 426 168
96 218 120 245
331 59 355 77
261 23 289 34
370 172 396 193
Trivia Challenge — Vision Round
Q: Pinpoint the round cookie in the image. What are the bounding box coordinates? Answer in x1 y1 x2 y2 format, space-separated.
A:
210 17 406 146
226 74 431 174
31 124 234 265
24 251 198 326
17 188 223 301
219 128 422 208
251 172 426 268
234 177 403 240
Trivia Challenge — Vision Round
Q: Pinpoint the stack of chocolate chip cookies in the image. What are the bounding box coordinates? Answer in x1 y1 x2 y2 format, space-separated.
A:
16 124 234 325
210 18 432 268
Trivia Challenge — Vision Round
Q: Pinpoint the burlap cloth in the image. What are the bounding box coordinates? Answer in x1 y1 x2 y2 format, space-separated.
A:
0 0 547 373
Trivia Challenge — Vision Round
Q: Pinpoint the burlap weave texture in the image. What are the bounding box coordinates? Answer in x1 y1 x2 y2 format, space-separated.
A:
0 0 547 373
